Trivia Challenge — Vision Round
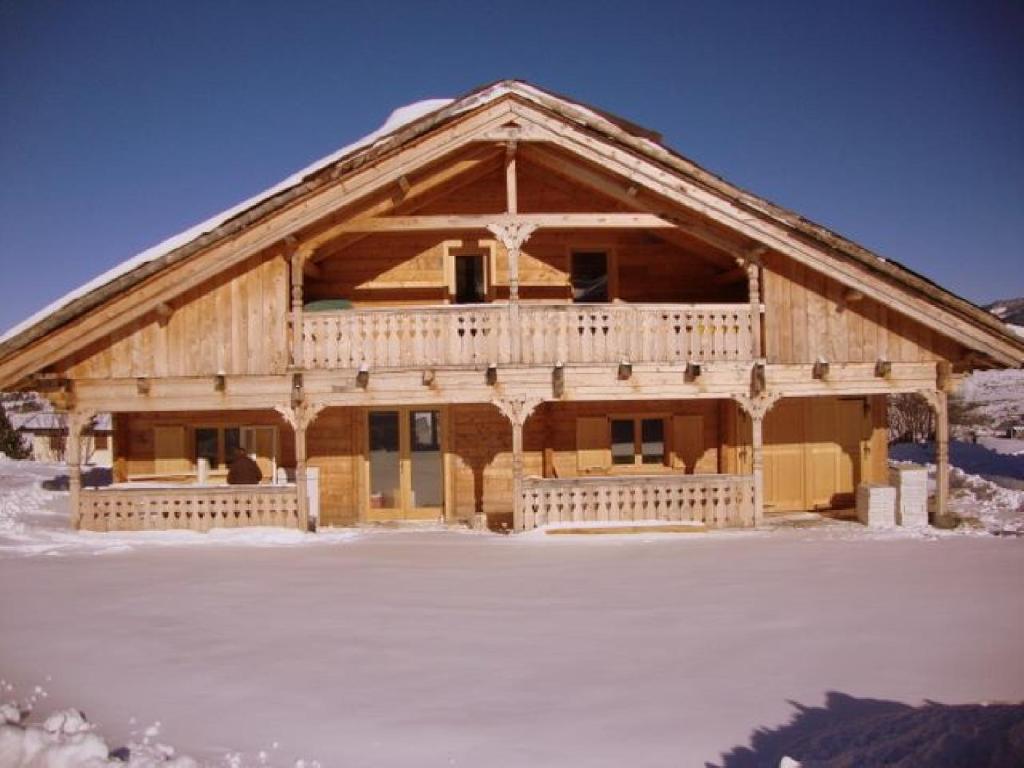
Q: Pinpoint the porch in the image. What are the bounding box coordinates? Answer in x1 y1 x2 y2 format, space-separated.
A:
301 302 756 369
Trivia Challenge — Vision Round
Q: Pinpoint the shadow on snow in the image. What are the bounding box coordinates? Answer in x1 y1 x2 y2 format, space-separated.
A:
709 691 1024 768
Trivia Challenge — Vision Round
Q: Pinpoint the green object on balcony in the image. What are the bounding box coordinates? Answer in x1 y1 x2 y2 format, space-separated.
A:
304 299 353 312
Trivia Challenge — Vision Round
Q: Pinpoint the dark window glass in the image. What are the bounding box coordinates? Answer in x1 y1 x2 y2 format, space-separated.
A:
455 254 485 304
571 252 608 302
641 419 665 465
196 427 219 469
224 428 242 459
611 419 635 465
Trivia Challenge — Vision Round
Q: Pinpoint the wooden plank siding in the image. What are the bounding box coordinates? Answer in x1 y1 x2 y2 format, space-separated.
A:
60 254 289 379
761 251 963 365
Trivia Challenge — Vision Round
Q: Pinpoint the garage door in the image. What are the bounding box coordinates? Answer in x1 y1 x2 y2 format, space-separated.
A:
764 397 869 512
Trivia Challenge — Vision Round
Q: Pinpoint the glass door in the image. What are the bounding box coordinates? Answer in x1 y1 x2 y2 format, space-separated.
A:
366 408 444 521
368 411 402 520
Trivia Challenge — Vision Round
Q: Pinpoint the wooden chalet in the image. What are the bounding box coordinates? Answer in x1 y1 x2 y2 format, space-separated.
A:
1 81 1021 533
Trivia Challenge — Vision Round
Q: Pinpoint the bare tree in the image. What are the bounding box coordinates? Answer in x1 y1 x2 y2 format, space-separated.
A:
887 394 934 443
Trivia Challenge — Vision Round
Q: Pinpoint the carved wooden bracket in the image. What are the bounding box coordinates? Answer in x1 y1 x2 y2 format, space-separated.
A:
732 392 782 420
275 402 327 432
494 395 543 426
487 219 538 251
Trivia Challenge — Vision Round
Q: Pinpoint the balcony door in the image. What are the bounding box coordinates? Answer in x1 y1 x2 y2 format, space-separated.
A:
366 408 444 521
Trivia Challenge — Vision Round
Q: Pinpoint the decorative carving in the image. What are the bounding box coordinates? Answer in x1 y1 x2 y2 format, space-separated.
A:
275 402 327 432
494 395 543 426
486 218 538 252
732 392 782 420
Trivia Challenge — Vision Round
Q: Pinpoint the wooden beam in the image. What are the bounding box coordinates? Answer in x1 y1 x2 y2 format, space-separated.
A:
328 212 673 234
300 145 501 257
505 140 518 216
521 144 751 259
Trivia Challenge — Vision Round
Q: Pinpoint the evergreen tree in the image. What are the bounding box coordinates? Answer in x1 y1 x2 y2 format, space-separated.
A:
0 403 31 459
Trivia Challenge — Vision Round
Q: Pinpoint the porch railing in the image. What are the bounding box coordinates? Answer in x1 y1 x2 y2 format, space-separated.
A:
301 303 754 369
78 485 301 532
519 474 755 530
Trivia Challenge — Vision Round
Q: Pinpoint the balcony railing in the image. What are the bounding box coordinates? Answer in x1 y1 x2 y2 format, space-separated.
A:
519 473 755 530
77 485 300 532
302 303 754 369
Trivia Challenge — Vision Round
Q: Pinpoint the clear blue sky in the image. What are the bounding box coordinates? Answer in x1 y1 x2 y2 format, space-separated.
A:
1 1 1022 335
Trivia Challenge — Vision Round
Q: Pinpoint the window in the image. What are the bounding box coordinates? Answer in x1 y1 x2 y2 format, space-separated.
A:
609 417 665 466
454 253 486 303
571 251 609 302
194 426 245 470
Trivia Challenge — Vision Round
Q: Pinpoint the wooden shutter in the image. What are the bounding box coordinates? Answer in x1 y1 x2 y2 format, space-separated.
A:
672 415 703 472
153 426 189 475
576 416 610 473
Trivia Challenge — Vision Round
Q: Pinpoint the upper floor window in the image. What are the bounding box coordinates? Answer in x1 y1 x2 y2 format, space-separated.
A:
571 251 609 302
454 253 486 304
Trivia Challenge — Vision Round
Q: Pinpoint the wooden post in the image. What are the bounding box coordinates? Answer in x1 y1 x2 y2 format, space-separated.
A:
750 412 765 526
511 419 524 531
496 396 541 532
487 220 536 365
747 260 762 358
290 249 304 369
735 392 778 527
934 389 949 524
66 411 89 530
275 402 325 532
295 421 309 531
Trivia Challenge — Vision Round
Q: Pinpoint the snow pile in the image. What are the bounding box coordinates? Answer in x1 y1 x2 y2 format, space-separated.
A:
0 704 197 767
949 466 1024 534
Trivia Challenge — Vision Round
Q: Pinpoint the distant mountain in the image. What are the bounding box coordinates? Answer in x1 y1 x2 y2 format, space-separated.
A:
986 297 1024 327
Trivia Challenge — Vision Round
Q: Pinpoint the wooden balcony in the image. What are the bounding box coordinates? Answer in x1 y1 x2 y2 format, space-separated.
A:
77 484 300 532
519 474 755 530
301 303 755 370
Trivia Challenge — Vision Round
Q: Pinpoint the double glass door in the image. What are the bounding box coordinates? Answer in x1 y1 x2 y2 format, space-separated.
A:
367 408 443 520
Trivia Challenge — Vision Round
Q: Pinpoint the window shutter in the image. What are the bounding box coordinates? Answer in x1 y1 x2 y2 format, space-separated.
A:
672 415 704 473
576 416 610 473
153 426 189 475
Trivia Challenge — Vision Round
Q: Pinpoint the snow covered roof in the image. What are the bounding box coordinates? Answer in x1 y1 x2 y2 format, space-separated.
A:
7 411 111 433
1 79 1022 369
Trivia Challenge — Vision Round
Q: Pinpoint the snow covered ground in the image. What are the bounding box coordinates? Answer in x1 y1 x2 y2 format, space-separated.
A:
2 459 1024 767
955 368 1024 431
